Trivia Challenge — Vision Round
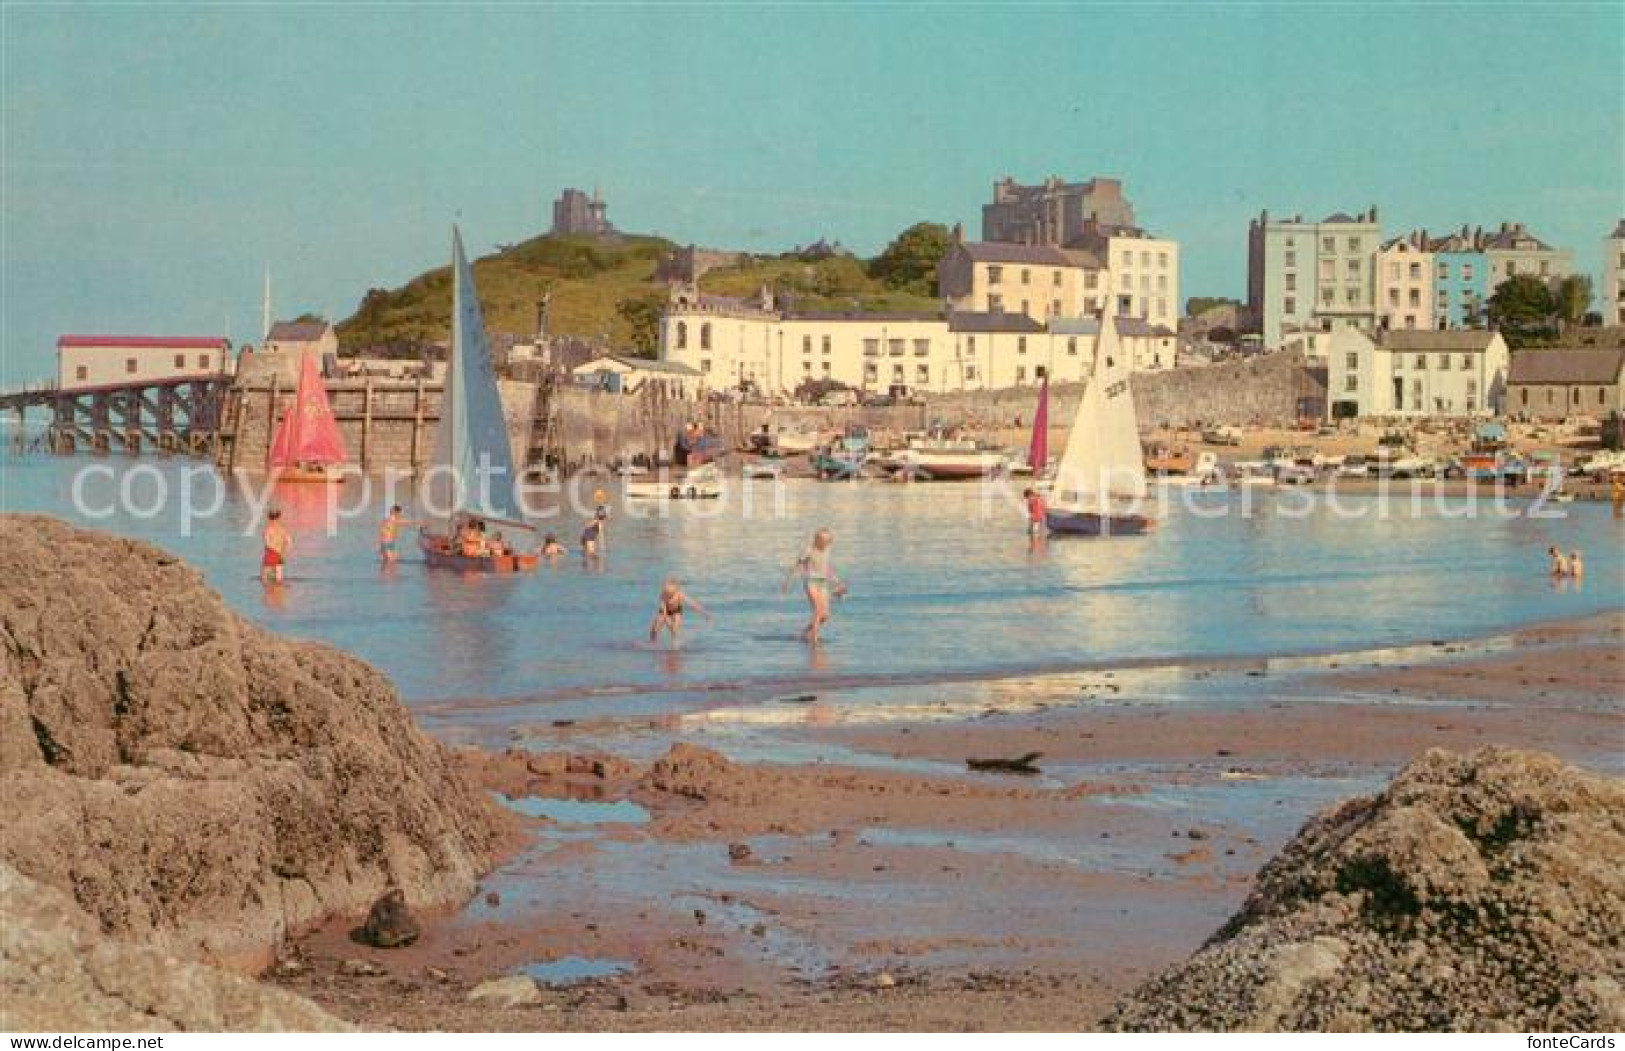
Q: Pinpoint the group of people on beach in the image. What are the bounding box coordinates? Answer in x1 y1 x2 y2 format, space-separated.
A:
1546 545 1585 581
262 501 846 650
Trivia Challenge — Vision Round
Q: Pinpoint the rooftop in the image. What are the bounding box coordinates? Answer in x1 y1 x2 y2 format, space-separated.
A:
1378 330 1500 353
1507 348 1625 386
587 355 700 376
947 311 1045 334
1050 316 1175 338
955 241 1097 268
266 320 332 343
57 335 228 349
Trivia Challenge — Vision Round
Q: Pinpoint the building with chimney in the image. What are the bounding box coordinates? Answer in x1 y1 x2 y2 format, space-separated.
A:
1247 208 1382 350
981 175 1136 246
1480 221 1571 291
1374 235 1435 332
551 187 611 236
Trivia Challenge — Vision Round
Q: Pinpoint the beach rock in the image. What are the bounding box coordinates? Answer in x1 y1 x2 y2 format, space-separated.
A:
0 515 501 965
357 889 420 948
642 743 738 802
466 974 542 1007
1104 747 1625 1032
0 864 348 1032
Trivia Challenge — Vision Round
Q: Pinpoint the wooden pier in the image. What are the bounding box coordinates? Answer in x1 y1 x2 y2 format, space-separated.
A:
0 377 231 456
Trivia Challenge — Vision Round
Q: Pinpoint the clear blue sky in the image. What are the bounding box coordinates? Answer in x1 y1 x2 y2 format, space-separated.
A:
2 2 1620 385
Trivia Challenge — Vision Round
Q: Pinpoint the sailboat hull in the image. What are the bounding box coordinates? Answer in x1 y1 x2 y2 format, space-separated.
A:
273 465 347 484
1044 509 1154 536
418 530 540 573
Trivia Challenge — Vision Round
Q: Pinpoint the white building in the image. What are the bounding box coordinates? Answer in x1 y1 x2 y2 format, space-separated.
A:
936 241 1105 322
1604 219 1625 327
657 289 1175 398
572 354 701 398
1327 327 1508 419
1374 235 1435 332
56 335 231 392
1098 231 1180 331
1247 208 1382 349
264 319 339 362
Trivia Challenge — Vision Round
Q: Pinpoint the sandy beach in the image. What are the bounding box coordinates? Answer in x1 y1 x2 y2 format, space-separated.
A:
267 609 1623 1031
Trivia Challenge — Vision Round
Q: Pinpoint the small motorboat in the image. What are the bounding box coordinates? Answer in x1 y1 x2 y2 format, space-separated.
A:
893 436 1010 481
625 462 723 500
742 458 785 481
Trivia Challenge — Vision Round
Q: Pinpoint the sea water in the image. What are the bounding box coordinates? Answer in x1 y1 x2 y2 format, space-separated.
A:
2 446 1620 718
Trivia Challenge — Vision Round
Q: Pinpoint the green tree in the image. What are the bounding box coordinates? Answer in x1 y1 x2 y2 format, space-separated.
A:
1186 297 1238 318
615 292 665 356
1488 275 1555 326
869 222 951 294
1554 274 1593 326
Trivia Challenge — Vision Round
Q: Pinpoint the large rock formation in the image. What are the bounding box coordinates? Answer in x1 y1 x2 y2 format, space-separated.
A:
0 515 500 965
0 864 348 1031
1106 747 1625 1031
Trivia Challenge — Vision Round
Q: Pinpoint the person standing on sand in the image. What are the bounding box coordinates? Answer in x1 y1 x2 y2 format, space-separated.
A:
377 505 418 564
785 528 846 646
648 577 712 648
261 510 290 585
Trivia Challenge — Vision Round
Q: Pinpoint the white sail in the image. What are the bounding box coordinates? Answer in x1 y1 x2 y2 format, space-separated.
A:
1051 314 1147 510
425 226 527 530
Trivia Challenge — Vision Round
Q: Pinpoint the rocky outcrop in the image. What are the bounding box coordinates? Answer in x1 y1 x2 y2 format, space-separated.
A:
1105 747 1625 1032
0 864 348 1031
0 515 500 965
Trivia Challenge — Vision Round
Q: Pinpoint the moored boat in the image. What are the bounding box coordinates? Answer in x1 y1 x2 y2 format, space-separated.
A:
417 226 541 573
893 435 1010 481
625 462 724 500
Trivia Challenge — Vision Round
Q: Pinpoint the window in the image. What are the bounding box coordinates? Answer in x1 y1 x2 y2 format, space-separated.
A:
1319 260 1334 279
1345 288 1359 305
1345 375 1358 392
1016 366 1026 382
126 358 137 373
1156 299 1167 317
1540 261 1550 277
699 359 711 373
1389 289 1400 306
1436 354 1448 370
174 353 186 368
1284 296 1296 313
1118 274 1131 290
1139 276 1149 291
1140 251 1150 267
891 364 904 382
863 339 880 357
1020 268 1031 285
888 338 904 356
1460 355 1472 370
989 293 1003 312
700 323 712 350
965 365 977 381
1067 337 1078 355
802 360 812 373
1438 263 1449 280
1571 387 1581 405
1408 289 1420 307
1158 252 1168 268
1017 337 1027 354
1157 275 1167 291
802 335 812 354
1286 274 1297 291
916 364 929 383
864 363 878 381
913 339 929 357
1322 236 1335 253
1321 289 1335 306
674 322 687 350
1506 260 1518 276
967 336 976 353
199 354 210 369
1084 272 1098 290
821 361 831 376
1347 259 1360 276
1285 251 1297 267
1388 263 1401 281
1408 263 1421 280
1347 237 1361 252
1120 252 1132 268
1463 264 1474 280
987 266 1003 285
1345 352 1358 369
1021 300 1030 315
822 336 831 355
1416 355 1427 369
1050 300 1060 317
1600 387 1608 406
75 365 88 381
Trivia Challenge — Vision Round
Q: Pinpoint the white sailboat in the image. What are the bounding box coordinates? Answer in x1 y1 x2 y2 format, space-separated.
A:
1045 315 1154 536
418 226 541 572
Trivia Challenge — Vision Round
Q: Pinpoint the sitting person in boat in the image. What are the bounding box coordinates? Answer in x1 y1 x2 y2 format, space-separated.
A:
541 534 564 558
458 519 487 558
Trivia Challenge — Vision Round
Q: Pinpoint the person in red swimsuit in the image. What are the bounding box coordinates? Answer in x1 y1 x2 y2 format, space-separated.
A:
261 510 290 584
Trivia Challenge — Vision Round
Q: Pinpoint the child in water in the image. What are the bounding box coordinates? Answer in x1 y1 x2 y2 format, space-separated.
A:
1023 487 1046 540
260 510 290 584
541 534 564 558
786 528 847 646
377 505 418 564
1569 549 1584 582
1547 546 1570 577
648 577 711 647
580 518 602 559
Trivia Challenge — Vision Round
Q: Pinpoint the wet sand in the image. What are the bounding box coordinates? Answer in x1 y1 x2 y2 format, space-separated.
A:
274 611 1623 1030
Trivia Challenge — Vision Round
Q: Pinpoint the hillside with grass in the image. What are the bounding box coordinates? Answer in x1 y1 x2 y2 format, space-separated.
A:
333 222 952 356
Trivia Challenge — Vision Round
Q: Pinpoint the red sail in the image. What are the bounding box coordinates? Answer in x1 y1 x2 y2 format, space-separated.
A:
269 351 346 468
1027 375 1049 474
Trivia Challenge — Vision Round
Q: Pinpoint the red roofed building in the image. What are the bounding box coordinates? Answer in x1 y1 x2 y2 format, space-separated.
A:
56 335 232 392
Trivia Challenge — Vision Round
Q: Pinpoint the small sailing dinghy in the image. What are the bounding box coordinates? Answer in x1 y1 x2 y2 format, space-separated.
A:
1045 315 1154 536
1012 374 1051 479
418 227 541 573
268 350 347 483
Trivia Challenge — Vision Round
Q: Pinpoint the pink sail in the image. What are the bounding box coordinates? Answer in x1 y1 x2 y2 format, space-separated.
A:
269 351 346 468
1027 375 1049 474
